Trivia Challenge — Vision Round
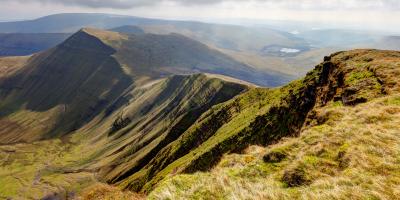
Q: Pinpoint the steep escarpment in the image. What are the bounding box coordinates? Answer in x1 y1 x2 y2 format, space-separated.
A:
72 74 248 183
149 49 400 199
116 49 399 193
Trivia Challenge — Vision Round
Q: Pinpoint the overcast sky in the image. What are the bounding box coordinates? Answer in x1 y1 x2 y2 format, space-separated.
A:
0 0 399 32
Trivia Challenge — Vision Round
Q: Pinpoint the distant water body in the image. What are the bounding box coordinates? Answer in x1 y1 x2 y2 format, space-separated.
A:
280 48 300 53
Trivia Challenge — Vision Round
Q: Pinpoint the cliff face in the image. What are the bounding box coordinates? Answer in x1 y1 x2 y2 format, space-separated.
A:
148 49 400 199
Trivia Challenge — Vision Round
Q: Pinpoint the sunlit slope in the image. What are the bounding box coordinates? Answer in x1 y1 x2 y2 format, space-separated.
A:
0 72 247 199
68 73 248 183
141 49 400 197
149 49 400 199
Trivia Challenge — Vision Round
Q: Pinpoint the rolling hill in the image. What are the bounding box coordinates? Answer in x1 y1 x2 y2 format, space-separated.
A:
297 29 378 48
0 33 70 56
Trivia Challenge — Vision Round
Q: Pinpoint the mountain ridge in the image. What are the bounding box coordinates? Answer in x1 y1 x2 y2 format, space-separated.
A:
148 49 400 199
0 23 399 199
79 27 291 86
0 48 400 199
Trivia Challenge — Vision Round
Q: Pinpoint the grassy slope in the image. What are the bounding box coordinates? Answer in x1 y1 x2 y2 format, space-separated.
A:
0 56 31 78
148 49 400 199
0 139 97 199
0 29 133 143
80 74 249 183
0 73 248 199
149 96 400 199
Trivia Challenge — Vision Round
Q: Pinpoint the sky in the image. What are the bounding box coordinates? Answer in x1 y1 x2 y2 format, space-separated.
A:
0 0 399 32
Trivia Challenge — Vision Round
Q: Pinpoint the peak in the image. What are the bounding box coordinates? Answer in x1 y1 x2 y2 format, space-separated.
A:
77 27 128 44
58 28 116 55
79 27 99 34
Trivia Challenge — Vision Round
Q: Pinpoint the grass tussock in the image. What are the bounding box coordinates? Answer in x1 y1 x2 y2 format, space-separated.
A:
80 183 145 200
149 96 400 200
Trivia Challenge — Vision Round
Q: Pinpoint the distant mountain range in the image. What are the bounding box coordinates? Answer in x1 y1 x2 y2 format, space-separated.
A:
0 33 70 56
0 13 307 53
1 13 398 78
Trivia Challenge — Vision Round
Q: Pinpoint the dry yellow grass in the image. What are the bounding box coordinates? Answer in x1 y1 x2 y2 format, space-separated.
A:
82 27 128 47
0 55 30 78
149 95 400 200
80 183 145 200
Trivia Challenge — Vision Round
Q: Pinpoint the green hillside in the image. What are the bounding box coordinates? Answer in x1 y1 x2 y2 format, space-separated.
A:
77 49 400 199
0 73 248 199
0 26 399 200
0 28 253 199
149 49 400 199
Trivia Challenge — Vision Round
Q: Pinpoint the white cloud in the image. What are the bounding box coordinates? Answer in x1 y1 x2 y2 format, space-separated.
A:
0 0 399 33
0 0 399 10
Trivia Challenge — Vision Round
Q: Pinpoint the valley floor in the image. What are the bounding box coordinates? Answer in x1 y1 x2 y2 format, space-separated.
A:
0 139 97 199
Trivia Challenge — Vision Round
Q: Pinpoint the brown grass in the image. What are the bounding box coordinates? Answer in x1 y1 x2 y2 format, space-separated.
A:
149 95 400 200
0 55 30 78
80 183 145 200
